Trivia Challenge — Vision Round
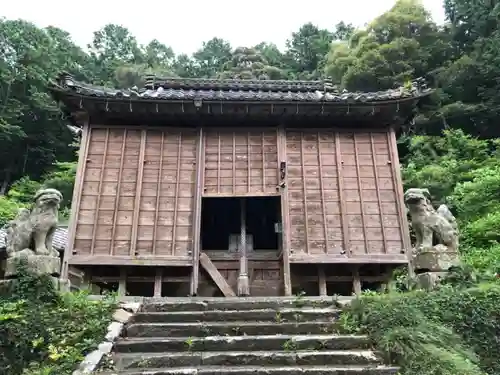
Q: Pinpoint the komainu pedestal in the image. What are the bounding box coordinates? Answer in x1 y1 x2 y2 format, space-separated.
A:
4 249 61 278
404 188 461 291
412 245 461 291
2 188 63 281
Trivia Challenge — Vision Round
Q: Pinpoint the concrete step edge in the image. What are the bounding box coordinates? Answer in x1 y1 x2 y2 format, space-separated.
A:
117 334 369 343
114 349 378 357
97 365 399 375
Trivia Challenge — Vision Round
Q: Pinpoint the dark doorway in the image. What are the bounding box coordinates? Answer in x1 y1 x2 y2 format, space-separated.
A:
201 196 281 251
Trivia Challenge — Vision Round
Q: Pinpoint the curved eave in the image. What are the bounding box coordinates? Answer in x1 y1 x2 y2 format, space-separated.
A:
49 85 433 107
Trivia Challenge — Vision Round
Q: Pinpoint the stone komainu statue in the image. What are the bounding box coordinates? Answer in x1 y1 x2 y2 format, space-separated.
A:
5 188 63 258
404 188 459 252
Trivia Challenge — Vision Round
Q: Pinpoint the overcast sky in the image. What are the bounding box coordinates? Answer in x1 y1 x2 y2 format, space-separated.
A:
2 0 446 55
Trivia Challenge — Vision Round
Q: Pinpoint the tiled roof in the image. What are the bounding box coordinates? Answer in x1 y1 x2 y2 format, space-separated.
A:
0 226 68 251
51 73 432 104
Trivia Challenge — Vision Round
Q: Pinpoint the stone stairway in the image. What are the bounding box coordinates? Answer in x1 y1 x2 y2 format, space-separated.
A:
98 297 398 375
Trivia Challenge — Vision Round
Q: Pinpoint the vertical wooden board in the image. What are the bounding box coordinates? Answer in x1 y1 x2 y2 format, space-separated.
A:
64 121 91 277
339 130 404 256
75 127 108 255
285 130 344 255
388 129 409 256
135 128 197 257
75 127 142 257
203 129 278 195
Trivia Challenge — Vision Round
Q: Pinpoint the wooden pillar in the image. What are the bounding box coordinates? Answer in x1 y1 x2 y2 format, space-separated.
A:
237 199 250 296
118 268 127 297
318 266 327 296
82 268 91 291
154 268 163 297
352 267 361 295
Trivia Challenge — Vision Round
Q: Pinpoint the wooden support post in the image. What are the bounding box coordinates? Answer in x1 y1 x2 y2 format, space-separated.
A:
352 267 362 295
318 265 327 296
154 268 163 297
237 200 248 294
238 198 250 296
82 269 91 291
278 125 292 296
118 268 127 296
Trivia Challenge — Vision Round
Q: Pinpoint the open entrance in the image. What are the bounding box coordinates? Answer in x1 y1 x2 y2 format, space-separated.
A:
201 196 281 252
199 196 282 297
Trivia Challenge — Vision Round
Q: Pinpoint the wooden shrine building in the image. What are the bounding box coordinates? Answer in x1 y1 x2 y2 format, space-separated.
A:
49 74 432 297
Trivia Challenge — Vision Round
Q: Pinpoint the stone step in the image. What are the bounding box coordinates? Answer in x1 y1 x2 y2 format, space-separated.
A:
114 349 380 369
97 365 399 375
125 321 337 337
140 297 343 313
131 308 340 324
114 334 371 353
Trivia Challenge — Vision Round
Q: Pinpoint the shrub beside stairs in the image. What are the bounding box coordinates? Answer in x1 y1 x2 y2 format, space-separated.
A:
97 297 398 375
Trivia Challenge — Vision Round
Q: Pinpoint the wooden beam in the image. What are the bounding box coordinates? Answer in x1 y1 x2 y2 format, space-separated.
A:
154 268 163 297
68 255 192 266
63 120 91 280
92 275 190 283
278 125 292 296
352 267 362 295
293 275 387 283
190 127 204 296
237 199 250 296
318 266 327 296
199 253 236 297
118 268 127 296
389 128 413 275
289 254 408 264
334 131 350 256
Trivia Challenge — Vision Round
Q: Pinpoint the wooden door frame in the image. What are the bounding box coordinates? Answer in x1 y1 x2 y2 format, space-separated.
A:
277 125 292 296
190 127 204 296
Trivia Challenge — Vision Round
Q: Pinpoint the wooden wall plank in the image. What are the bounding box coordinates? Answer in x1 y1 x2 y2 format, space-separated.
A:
152 131 165 256
286 130 344 256
370 132 388 253
285 128 404 261
109 129 127 255
130 130 146 256
90 129 110 255
73 126 197 263
334 131 350 255
203 128 279 195
352 133 369 254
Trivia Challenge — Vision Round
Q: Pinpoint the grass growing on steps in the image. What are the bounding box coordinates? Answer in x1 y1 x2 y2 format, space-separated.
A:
338 280 500 375
0 265 116 375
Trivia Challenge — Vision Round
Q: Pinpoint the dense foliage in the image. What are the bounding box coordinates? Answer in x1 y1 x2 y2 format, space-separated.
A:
340 280 500 375
2 0 500 371
0 264 116 375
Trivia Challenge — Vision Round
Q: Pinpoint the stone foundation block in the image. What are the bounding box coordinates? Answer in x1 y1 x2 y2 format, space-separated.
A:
4 249 61 278
415 271 448 291
413 246 460 272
